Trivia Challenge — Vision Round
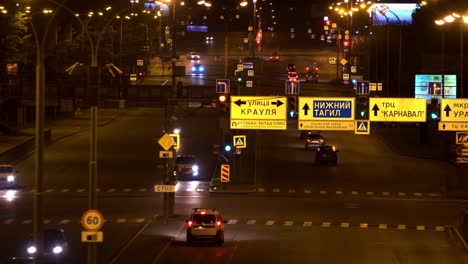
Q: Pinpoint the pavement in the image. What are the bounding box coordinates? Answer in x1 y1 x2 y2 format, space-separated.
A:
0 108 127 163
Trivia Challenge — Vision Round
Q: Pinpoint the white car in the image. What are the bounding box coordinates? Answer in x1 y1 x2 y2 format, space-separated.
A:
186 208 226 246
0 164 16 187
187 52 200 60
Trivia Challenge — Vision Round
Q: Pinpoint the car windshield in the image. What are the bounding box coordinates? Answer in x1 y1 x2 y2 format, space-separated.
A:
0 167 13 173
192 214 216 224
320 146 335 152
307 135 323 139
44 230 64 244
175 157 196 164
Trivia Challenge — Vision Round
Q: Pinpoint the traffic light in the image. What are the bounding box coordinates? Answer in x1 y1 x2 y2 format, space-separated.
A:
343 40 349 48
287 96 297 119
429 98 440 120
223 134 233 154
355 96 369 120
236 71 244 83
218 94 227 104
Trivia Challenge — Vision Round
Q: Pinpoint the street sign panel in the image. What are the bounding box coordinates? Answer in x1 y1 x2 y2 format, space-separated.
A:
230 96 287 130
247 69 254 76
130 74 137 82
369 98 426 122
440 99 468 122
237 64 244 71
351 66 357 73
298 97 355 121
221 164 230 182
356 81 370 95
154 185 176 192
355 120 370 135
81 210 104 232
428 82 442 95
456 132 468 145
169 133 180 150
137 59 144 66
298 120 354 131
216 79 230 93
340 58 348 65
159 151 173 158
329 57 336 64
81 231 103 243
158 133 175 151
246 80 253 87
343 74 350 81
233 135 246 148
438 122 468 131
285 81 299 94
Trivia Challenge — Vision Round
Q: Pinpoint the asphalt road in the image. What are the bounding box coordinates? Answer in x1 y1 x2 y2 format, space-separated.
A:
1 49 467 263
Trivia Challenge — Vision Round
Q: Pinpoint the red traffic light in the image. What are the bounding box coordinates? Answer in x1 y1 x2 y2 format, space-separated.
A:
343 40 349 47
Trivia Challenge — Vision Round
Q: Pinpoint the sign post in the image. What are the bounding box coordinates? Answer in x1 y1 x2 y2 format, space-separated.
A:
230 96 287 130
158 133 176 222
369 98 426 122
298 97 355 130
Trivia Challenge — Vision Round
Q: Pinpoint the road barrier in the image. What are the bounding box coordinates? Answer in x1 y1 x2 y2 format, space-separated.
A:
0 129 51 164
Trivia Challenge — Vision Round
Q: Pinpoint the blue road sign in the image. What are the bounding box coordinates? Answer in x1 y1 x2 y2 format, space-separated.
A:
216 79 230 93
356 81 370 95
285 81 300 94
428 82 442 95
311 99 353 119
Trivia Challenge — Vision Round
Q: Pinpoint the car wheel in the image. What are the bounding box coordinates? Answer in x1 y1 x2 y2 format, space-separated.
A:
186 234 193 246
216 233 224 246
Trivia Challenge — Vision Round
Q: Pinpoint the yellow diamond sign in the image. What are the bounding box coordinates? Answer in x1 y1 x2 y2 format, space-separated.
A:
158 133 175 151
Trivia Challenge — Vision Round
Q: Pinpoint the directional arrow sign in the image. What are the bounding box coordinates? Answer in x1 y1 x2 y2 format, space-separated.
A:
298 97 355 121
440 99 468 122
369 98 426 122
230 96 287 130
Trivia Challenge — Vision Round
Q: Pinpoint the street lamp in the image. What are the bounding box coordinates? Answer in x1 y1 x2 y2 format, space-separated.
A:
435 12 467 98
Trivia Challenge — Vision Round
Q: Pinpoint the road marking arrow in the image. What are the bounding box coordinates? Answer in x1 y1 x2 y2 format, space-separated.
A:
372 104 380 116
444 104 451 117
302 103 310 115
271 100 284 107
234 99 247 107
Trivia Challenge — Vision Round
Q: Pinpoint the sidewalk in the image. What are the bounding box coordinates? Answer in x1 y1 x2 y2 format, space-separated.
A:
0 108 126 160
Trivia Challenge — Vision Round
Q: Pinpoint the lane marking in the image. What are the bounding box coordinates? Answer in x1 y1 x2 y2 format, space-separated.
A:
247 220 256 225
257 188 265 192
303 221 313 227
59 219 71 224
319 190 327 194
138 188 147 192
22 220 32 224
77 188 86 193
116 218 127 223
341 222 350 228
336 190 343 195
435 226 445 231
123 188 132 192
3 219 14 224
351 191 359 195
45 189 54 193
265 220 275 226
272 188 280 193
397 224 406 230
360 223 368 228
227 219 238 225
304 189 312 194
366 192 374 196
283 221 294 226
60 188 69 193
378 224 387 229
416 225 425 231
413 192 422 197
288 189 296 193
322 222 331 227
43 219 52 224
398 192 406 196
382 192 390 196
107 188 116 193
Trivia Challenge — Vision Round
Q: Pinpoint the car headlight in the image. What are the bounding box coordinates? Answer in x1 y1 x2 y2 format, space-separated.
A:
53 245 63 254
199 66 204 71
7 175 15 182
192 165 199 172
173 128 180 134
191 66 196 71
27 245 37 254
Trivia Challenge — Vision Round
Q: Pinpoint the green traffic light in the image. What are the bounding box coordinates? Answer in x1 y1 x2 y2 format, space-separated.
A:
360 111 365 117
237 77 242 82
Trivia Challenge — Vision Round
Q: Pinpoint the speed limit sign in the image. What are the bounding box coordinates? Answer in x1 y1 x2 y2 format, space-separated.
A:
81 209 104 231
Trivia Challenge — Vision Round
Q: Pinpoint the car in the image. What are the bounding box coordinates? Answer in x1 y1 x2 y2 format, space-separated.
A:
268 52 279 62
26 229 69 262
191 63 205 75
305 65 319 83
287 71 299 82
174 155 200 180
315 145 338 165
187 52 200 60
185 208 227 246
0 164 17 188
305 133 325 150
287 64 296 72
300 130 321 139
205 36 214 44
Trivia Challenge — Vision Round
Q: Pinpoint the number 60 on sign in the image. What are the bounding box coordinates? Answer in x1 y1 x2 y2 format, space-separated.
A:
81 209 104 231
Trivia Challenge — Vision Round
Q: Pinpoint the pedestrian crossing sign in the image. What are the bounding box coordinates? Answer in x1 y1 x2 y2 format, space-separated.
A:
355 120 370 135
233 135 246 148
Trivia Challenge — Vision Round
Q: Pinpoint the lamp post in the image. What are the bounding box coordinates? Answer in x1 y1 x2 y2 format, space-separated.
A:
435 13 467 98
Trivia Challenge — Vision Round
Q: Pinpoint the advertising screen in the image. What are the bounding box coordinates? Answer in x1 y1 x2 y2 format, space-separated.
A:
371 3 419 26
414 74 457 102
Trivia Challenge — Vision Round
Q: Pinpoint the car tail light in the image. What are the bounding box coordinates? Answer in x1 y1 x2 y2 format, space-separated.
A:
216 221 221 228
188 220 192 227
178 168 183 172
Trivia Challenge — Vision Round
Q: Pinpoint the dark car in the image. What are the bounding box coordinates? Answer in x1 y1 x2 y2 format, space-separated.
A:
315 145 338 165
269 52 279 62
305 134 325 150
26 229 69 262
174 155 200 180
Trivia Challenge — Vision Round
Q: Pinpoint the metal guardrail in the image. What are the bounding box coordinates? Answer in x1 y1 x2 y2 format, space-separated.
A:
0 129 51 164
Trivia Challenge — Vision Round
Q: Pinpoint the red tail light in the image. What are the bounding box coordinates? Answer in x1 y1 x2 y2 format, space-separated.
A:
216 221 221 228
188 220 192 226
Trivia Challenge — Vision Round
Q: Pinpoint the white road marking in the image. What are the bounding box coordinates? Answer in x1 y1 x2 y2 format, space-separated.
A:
247 220 256 225
341 222 350 228
283 221 294 226
416 225 425 231
303 221 313 226
397 224 406 230
265 220 275 226
228 219 238 225
304 189 311 194
378 224 387 229
360 223 368 228
322 222 331 227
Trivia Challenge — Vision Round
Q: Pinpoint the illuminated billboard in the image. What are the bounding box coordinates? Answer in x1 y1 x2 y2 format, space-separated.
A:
414 74 457 102
371 3 419 26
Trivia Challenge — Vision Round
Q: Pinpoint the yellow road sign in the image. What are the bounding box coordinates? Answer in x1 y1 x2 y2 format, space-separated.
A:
440 99 468 122
439 122 468 131
298 120 354 131
169 133 180 150
158 133 175 151
355 120 370 135
233 135 246 148
230 96 287 130
369 98 426 122
298 97 355 121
